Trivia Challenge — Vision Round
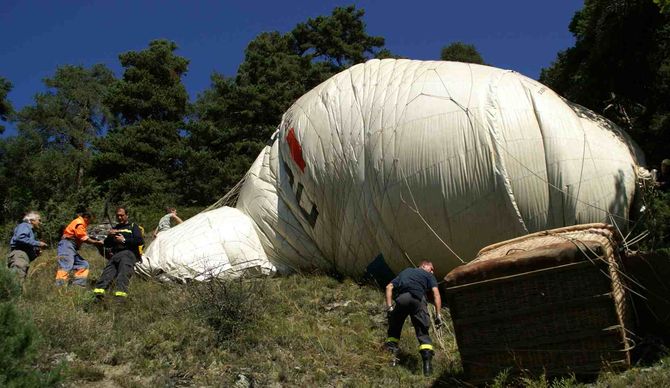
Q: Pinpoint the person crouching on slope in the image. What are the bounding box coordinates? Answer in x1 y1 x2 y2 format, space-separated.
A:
384 261 443 376
55 211 104 287
93 206 144 301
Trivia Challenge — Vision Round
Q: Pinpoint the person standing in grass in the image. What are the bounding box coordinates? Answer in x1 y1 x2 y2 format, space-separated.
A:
7 211 47 282
93 206 144 301
384 261 443 376
55 211 103 287
152 206 183 237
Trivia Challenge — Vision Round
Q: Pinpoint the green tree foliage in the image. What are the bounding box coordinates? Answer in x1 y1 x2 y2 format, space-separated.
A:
654 0 670 13
539 0 670 165
94 40 189 205
234 31 316 132
291 5 386 68
440 42 485 64
2 7 390 211
186 6 389 203
106 40 189 124
181 75 260 203
226 5 387 133
18 64 115 188
0 76 13 134
0 65 114 237
540 0 670 250
0 132 38 224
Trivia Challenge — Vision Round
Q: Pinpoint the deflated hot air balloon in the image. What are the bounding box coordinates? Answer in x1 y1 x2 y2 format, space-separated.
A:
139 59 644 282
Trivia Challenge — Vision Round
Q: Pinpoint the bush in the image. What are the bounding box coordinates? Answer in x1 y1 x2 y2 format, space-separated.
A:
0 260 21 302
638 182 670 254
0 266 61 387
187 273 269 343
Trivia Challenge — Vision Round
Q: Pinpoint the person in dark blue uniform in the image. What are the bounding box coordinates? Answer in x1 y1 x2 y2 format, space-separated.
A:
384 261 443 376
92 206 143 301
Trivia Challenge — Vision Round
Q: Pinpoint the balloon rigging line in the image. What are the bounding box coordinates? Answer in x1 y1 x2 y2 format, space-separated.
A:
608 212 649 251
376 63 609 235
397 163 467 264
574 126 589 217
433 92 637 227
561 233 646 301
622 208 647 244
549 233 643 349
609 213 626 248
624 230 650 248
205 175 246 211
403 251 417 268
557 232 670 307
205 64 644 283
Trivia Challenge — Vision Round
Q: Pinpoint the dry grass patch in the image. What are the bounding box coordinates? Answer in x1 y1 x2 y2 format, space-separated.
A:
3 246 668 386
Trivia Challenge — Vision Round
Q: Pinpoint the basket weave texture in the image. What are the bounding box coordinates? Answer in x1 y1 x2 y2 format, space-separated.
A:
444 223 631 381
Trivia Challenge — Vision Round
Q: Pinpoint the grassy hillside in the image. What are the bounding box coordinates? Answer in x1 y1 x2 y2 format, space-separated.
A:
3 246 669 387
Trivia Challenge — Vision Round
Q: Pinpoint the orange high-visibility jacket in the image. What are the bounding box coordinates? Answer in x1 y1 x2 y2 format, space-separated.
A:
62 216 90 247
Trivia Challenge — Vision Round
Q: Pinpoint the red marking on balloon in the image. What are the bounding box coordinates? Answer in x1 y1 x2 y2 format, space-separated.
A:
286 127 306 172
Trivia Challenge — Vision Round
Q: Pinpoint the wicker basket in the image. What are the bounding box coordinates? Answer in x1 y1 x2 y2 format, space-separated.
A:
444 223 631 382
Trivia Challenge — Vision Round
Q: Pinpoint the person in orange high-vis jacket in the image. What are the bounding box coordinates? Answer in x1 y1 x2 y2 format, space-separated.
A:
55 211 103 287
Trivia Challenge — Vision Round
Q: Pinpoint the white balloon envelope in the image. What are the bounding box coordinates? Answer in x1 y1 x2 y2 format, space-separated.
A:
142 59 644 281
138 207 275 281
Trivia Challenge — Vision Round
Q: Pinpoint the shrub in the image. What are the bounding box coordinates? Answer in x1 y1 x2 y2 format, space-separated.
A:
0 266 61 387
0 259 21 301
187 272 269 343
638 182 670 254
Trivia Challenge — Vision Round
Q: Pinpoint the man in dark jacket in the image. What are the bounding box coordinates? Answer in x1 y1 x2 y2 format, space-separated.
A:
93 206 143 300
384 261 443 376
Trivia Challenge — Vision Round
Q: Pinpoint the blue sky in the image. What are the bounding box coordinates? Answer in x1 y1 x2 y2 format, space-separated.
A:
1 0 584 136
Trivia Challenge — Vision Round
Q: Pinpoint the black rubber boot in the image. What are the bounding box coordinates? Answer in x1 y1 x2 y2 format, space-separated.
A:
113 295 128 306
420 349 433 376
390 347 399 367
384 342 400 366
